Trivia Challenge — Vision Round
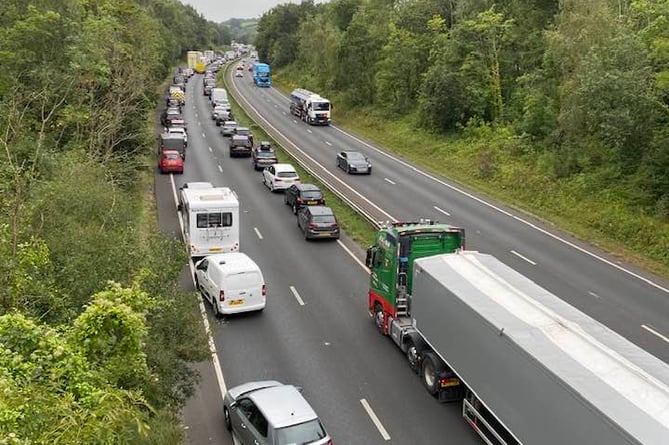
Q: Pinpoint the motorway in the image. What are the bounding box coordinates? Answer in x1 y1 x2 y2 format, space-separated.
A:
227 70 669 364
157 73 483 443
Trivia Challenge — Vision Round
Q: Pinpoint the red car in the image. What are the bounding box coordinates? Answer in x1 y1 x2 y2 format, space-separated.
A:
159 150 184 174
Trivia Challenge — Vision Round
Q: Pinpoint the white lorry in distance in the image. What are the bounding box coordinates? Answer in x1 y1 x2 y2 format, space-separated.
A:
289 88 332 125
178 183 240 258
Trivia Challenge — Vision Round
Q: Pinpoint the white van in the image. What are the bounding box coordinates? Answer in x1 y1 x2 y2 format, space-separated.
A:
210 88 228 107
194 253 266 316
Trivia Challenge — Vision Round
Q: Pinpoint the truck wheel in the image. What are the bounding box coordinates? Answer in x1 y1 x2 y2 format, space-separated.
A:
420 352 445 396
373 303 385 335
406 340 421 374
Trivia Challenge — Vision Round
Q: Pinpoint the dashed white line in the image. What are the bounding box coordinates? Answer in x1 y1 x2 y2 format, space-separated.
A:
274 104 278 108
293 119 297 124
641 324 669 344
217 165 223 173
289 286 305 306
433 206 451 217
208 146 213 153
384 178 396 185
202 133 206 138
511 250 536 265
253 227 263 240
588 291 601 299
282 111 287 115
360 399 391 441
307 129 312 134
325 141 332 146
198 122 201 126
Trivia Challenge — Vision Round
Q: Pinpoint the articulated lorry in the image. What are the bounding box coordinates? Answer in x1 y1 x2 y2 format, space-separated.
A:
366 221 669 445
289 88 331 125
252 63 271 87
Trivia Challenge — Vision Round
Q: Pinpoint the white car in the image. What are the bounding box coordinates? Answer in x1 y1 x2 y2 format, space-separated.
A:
164 126 187 146
235 70 244 78
262 164 300 192
212 105 230 123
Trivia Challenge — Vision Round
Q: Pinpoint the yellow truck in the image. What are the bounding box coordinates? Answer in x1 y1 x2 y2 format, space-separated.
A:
187 51 199 69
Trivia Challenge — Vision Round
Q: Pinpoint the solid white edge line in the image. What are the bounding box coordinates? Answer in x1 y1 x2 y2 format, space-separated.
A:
202 132 206 138
641 324 669 344
336 240 370 274
360 398 391 441
169 174 228 400
328 124 669 295
383 178 395 185
218 165 223 173
433 205 451 217
325 141 332 146
253 227 263 240
307 129 312 133
588 291 601 299
289 286 305 306
208 146 213 153
511 250 537 266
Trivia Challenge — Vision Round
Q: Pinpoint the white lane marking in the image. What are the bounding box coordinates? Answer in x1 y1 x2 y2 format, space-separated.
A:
336 240 370 274
254 227 263 240
641 324 669 344
208 146 213 153
169 174 228 400
293 119 297 124
434 206 451 217
588 291 601 299
195 113 198 118
360 399 391 441
282 111 287 115
307 129 312 134
384 178 395 185
198 121 201 126
329 125 669 295
325 141 332 146
511 250 536 266
274 104 278 108
218 165 223 173
289 286 305 306
202 133 206 138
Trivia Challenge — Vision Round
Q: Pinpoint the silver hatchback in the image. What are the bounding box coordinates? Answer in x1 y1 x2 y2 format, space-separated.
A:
224 381 332 445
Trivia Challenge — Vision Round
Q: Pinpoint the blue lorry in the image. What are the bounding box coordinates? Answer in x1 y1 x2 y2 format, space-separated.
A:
252 63 271 87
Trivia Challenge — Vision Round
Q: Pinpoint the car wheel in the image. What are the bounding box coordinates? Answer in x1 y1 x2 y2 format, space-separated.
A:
292 203 298 214
224 406 232 431
211 296 221 318
269 181 275 192
347 165 352 174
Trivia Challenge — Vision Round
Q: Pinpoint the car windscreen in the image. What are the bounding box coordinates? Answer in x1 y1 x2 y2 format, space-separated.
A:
276 419 327 444
312 215 335 224
277 172 297 178
301 191 322 199
347 153 366 162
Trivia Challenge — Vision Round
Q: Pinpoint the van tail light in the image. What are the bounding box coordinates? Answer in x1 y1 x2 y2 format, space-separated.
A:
219 290 225 302
308 223 317 229
262 284 266 297
296 197 303 204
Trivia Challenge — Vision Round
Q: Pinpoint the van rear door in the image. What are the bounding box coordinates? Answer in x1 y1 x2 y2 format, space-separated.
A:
224 271 264 309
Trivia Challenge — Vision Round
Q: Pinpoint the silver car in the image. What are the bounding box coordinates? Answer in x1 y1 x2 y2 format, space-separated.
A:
224 381 332 445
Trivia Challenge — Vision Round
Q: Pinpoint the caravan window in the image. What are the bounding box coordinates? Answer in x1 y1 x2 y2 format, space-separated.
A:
196 212 232 228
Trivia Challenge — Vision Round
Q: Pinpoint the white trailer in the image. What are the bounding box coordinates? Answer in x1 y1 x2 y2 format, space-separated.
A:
289 88 332 125
407 251 669 445
178 183 239 258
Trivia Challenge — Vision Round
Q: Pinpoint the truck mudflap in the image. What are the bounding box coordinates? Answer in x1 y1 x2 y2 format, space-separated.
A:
437 375 465 402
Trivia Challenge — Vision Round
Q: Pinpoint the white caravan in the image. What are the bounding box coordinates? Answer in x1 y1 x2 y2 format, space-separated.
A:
179 183 239 258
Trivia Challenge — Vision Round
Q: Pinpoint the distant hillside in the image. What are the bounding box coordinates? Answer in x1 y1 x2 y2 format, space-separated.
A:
222 18 258 44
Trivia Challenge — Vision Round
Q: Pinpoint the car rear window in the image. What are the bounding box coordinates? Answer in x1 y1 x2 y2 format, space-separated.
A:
226 271 261 291
312 215 335 224
277 172 297 178
256 152 276 159
164 153 180 160
276 419 327 444
301 191 322 199
196 212 232 228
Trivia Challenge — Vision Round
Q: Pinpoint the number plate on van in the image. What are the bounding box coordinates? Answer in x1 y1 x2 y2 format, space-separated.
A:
229 299 244 306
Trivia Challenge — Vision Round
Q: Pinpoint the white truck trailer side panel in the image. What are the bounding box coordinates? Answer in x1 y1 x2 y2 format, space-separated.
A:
412 251 669 445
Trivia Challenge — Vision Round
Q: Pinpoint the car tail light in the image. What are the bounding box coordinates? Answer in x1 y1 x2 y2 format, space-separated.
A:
308 222 317 229
275 177 283 182
219 290 225 302
331 223 339 229
262 284 266 297
296 197 303 204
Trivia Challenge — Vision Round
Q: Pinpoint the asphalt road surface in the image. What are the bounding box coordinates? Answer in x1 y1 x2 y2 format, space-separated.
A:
227 71 669 365
157 73 484 444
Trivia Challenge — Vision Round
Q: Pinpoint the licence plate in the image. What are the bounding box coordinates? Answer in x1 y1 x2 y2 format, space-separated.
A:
317 232 333 237
441 378 460 388
307 200 317 205
229 299 244 306
209 247 223 252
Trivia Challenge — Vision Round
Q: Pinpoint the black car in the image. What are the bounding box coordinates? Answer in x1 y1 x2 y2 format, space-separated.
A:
297 206 340 240
229 135 252 157
284 184 325 214
336 150 372 174
233 126 254 145
161 108 182 126
251 142 278 170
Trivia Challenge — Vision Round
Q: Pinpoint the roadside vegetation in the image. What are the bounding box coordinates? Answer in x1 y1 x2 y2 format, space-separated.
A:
257 0 669 277
0 1 227 443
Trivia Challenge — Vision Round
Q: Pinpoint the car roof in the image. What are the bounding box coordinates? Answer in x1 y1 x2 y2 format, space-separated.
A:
306 206 334 216
248 384 318 428
205 252 259 273
295 183 320 192
232 134 249 140
343 150 364 157
224 121 237 125
273 163 297 172
236 126 250 131
183 182 213 189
